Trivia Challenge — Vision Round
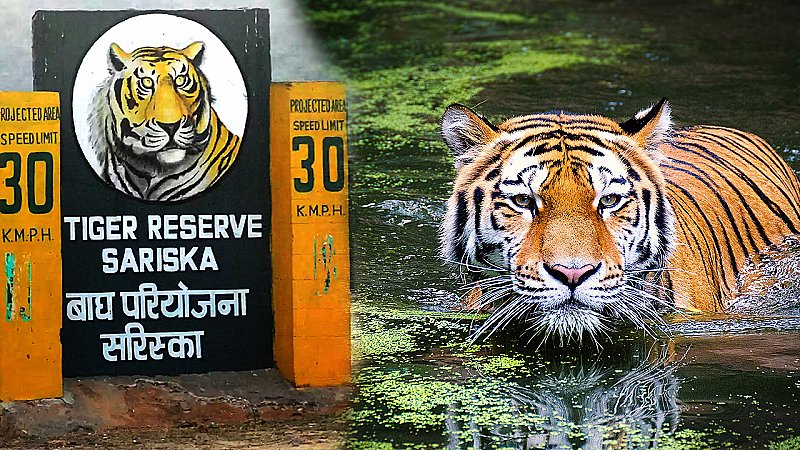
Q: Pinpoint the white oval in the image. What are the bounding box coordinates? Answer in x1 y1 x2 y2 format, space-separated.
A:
72 13 248 175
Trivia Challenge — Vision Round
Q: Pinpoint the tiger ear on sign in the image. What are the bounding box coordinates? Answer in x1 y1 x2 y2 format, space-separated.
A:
108 43 131 72
619 98 673 158
181 41 205 64
441 104 500 170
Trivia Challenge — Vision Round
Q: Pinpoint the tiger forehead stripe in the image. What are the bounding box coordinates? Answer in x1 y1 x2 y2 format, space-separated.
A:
505 130 618 161
131 48 185 63
505 113 622 133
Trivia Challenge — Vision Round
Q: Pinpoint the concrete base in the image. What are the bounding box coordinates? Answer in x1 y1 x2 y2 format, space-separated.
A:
0 369 349 440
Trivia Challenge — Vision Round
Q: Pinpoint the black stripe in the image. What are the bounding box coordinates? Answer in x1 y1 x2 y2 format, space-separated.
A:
687 130 800 222
671 140 799 235
184 77 199 95
530 145 558 157
474 186 484 242
503 165 540 186
663 271 674 306
454 190 469 260
510 134 539 153
113 79 124 110
490 210 504 231
665 159 767 250
701 126 796 185
124 78 137 110
654 191 669 240
666 179 735 293
507 117 559 131
565 133 614 152
634 189 653 265
485 167 501 181
568 145 603 156
615 151 642 182
467 147 505 183
668 191 721 301
164 130 236 200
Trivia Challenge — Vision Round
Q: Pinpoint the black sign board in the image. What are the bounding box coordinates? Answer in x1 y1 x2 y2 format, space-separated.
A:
33 9 272 376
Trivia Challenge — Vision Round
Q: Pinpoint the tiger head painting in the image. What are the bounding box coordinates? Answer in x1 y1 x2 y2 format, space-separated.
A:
89 41 241 202
440 99 800 343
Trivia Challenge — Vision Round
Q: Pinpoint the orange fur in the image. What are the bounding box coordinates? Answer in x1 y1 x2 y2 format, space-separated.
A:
440 100 800 321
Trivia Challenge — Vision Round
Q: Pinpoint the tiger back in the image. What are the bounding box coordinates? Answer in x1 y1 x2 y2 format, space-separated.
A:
661 125 800 310
90 41 240 202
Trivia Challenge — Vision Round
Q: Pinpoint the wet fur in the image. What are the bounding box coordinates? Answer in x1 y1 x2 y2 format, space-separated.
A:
440 100 800 342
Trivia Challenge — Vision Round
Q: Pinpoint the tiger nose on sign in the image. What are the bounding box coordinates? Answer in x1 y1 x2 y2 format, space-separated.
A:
543 263 599 289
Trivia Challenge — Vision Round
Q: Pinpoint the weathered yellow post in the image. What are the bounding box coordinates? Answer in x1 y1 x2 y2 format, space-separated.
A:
270 82 350 387
0 92 62 400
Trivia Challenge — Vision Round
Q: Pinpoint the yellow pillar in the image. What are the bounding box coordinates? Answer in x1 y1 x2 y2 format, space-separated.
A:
270 82 350 387
0 92 62 400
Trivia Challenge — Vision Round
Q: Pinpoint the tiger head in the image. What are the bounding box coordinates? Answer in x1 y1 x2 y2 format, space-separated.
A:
99 42 212 173
440 99 676 342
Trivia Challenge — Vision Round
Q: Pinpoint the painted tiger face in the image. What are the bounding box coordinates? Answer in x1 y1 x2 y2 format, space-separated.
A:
440 100 676 341
105 42 211 170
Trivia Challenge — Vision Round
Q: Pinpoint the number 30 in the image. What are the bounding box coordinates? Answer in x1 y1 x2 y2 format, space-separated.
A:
0 151 54 214
292 136 345 193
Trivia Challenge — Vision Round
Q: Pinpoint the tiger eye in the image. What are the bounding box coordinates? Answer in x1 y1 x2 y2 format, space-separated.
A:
174 75 187 86
140 77 154 88
599 194 622 209
511 194 533 209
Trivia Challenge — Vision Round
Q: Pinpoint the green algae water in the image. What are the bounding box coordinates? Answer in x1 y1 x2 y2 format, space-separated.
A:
304 1 800 448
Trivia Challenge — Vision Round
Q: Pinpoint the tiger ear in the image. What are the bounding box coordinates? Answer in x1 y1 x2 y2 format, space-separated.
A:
441 104 499 170
108 43 130 72
619 98 673 155
181 41 205 64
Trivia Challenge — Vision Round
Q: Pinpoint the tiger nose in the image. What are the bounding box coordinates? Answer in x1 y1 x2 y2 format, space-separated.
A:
159 120 181 138
543 262 599 289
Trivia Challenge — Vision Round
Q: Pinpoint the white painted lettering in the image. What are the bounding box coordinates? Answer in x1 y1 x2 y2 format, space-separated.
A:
248 214 263 238
198 214 213 239
148 215 162 240
180 215 197 240
63 216 80 240
102 248 118 273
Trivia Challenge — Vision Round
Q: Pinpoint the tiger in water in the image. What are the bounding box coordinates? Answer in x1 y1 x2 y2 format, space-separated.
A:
90 41 240 202
439 99 800 342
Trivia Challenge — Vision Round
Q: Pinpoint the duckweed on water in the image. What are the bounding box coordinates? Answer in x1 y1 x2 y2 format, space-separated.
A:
657 430 735 450
347 441 396 450
464 354 530 380
769 436 800 450
354 328 417 359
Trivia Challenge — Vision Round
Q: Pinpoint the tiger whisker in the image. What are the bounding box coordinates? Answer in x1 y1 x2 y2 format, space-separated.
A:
444 258 511 275
623 282 690 320
625 267 689 275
